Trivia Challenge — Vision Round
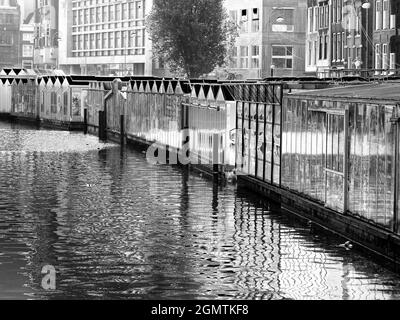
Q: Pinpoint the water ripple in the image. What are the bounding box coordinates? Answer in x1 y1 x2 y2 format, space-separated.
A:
0 121 400 300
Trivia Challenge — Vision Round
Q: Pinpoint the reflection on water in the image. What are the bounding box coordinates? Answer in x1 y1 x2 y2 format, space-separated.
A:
0 120 400 300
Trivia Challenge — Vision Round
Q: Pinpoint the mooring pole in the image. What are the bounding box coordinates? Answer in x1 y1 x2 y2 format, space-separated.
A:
99 110 106 141
120 114 125 146
213 133 220 183
83 108 88 134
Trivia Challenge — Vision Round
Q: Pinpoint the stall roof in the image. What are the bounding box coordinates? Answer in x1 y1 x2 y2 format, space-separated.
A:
289 81 400 102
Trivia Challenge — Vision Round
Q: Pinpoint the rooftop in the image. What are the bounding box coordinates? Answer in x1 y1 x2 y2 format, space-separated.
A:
289 81 400 102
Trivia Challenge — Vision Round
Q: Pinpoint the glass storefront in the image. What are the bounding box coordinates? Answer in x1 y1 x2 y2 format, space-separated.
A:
236 101 282 186
282 97 396 230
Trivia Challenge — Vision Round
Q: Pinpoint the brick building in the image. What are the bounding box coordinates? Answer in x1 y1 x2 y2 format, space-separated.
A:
225 0 307 79
373 0 400 73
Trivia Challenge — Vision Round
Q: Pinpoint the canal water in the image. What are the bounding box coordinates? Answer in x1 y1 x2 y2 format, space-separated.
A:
1 120 400 300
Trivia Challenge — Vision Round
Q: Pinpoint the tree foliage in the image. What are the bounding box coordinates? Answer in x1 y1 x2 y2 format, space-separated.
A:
147 0 238 78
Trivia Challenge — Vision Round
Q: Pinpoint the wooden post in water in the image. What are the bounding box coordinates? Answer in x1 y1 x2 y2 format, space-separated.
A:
99 110 106 141
120 114 125 146
213 133 220 182
83 108 88 134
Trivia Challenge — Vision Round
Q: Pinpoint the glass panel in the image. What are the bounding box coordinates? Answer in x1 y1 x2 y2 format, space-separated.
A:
363 104 372 220
327 115 333 170
266 104 273 123
236 102 243 172
274 104 281 125
257 104 265 180
384 106 395 231
348 104 356 213
265 122 273 183
300 101 307 194
249 103 257 176
290 100 296 189
375 106 384 226
281 99 289 187
273 164 280 185
338 115 344 173
326 171 344 212
332 115 338 172
242 103 250 174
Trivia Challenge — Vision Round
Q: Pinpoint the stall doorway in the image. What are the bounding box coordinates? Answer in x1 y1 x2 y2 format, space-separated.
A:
325 111 347 212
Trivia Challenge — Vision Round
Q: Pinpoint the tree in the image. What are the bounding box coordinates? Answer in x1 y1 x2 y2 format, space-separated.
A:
147 0 238 78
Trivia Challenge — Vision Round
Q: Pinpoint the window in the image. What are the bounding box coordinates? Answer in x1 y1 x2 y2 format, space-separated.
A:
319 35 323 60
251 8 259 32
341 32 345 60
333 34 337 61
230 47 238 68
337 0 342 22
308 7 313 33
90 33 95 50
308 41 312 65
272 46 293 69
313 7 318 32
376 0 382 30
240 46 249 68
0 31 13 45
103 32 108 49
390 53 396 72
390 14 396 29
382 44 388 69
23 33 34 42
229 10 237 23
22 44 33 57
240 9 248 33
272 8 294 32
383 0 389 29
251 45 260 68
375 44 381 70
109 32 114 49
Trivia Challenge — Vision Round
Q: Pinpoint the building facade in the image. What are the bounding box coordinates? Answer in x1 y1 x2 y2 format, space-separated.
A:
0 0 20 69
225 0 307 80
18 0 36 69
306 0 331 74
373 0 400 73
33 0 59 70
58 0 155 76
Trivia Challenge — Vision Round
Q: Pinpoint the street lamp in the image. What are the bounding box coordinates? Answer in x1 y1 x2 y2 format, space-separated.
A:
266 14 285 78
270 64 276 77
361 2 371 72
353 1 371 70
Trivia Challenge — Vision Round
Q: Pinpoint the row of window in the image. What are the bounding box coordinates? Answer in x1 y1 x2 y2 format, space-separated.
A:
307 38 397 71
308 4 330 33
375 0 396 30
375 43 396 70
307 35 361 66
72 1 144 26
230 45 260 69
71 30 145 52
308 0 397 34
0 32 13 46
230 8 295 34
0 13 18 25
229 45 293 70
